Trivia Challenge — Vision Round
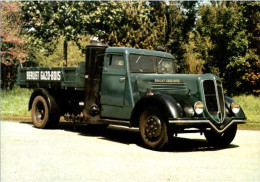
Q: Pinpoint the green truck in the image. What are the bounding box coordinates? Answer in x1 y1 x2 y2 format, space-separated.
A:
17 43 246 150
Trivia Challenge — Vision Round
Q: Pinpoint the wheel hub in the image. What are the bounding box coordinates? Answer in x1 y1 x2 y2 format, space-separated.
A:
36 102 45 123
145 115 162 139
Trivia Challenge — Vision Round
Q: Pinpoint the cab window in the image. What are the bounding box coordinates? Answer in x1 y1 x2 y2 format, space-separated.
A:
129 55 156 73
129 54 175 74
107 55 124 69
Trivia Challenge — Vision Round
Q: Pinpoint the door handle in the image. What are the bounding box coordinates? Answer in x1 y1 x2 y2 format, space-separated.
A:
119 77 126 82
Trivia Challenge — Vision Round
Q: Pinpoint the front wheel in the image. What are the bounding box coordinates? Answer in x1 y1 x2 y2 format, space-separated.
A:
204 124 237 148
139 108 169 150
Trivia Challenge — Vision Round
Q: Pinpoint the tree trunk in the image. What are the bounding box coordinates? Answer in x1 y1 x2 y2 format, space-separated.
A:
63 40 68 67
165 4 170 45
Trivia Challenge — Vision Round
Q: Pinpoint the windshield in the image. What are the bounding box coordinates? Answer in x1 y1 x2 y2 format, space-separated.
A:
129 54 175 74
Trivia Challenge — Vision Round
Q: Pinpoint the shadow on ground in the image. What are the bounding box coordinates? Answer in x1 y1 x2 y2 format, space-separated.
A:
21 121 238 152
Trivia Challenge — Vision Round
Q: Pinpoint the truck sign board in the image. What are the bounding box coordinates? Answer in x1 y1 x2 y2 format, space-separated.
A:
27 71 61 81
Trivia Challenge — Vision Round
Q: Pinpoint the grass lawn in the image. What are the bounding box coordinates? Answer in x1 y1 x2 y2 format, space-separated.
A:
1 88 259 129
233 95 260 123
1 88 32 117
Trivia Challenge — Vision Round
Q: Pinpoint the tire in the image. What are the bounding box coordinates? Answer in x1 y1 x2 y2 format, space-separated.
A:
204 124 237 148
139 108 169 150
31 95 60 129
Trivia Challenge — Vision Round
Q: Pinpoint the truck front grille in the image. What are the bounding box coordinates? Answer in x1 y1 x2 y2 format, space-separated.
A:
203 80 225 123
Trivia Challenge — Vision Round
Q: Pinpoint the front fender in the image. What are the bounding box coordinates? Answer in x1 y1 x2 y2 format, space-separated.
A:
130 93 184 127
225 96 246 119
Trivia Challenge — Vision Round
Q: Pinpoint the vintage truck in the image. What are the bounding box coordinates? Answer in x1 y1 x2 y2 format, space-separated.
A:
17 43 246 150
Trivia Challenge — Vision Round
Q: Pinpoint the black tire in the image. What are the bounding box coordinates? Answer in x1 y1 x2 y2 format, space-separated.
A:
31 95 60 129
204 124 237 148
139 108 169 150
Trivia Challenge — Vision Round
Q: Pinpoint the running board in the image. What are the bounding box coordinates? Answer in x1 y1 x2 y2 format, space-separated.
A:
99 119 131 127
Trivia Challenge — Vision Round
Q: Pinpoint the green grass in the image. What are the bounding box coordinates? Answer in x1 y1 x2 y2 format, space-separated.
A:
1 88 259 124
1 88 33 117
234 95 260 123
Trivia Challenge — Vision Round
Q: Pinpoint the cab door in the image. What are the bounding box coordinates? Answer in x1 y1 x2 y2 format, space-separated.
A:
100 54 126 107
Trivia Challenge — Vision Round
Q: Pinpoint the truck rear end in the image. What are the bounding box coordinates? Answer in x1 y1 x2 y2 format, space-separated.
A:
17 43 109 129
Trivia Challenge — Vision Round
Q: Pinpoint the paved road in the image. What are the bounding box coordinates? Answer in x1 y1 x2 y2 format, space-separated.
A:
1 120 260 182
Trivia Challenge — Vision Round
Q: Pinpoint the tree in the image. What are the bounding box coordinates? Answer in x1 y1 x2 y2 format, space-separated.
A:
149 1 198 72
33 37 86 67
20 1 198 72
21 1 95 66
194 2 250 95
106 1 157 49
103 1 198 70
1 2 27 89
239 2 260 95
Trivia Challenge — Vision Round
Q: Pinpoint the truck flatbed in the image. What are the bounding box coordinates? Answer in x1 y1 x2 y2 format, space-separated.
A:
17 62 85 90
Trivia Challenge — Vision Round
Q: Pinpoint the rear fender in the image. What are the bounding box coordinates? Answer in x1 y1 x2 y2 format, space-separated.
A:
130 93 183 127
29 88 59 115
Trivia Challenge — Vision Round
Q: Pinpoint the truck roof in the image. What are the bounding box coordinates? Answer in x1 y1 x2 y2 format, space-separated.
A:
105 47 174 59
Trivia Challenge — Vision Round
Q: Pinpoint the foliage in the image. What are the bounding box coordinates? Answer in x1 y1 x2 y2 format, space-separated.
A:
2 1 259 95
1 2 28 90
20 1 94 66
184 2 260 95
103 1 198 73
106 1 156 49
239 2 260 95
148 1 198 72
198 3 247 93
1 2 27 65
34 37 86 67
182 31 206 74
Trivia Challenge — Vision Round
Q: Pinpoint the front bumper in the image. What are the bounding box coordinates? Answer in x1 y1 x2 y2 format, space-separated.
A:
169 118 246 133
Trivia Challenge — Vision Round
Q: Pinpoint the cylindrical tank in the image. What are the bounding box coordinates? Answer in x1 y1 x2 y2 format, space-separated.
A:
84 43 109 122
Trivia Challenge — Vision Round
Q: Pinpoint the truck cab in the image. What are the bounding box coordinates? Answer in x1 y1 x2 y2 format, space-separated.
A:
100 47 175 119
17 43 246 150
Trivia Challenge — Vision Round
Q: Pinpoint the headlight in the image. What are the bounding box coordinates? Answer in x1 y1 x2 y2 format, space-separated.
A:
194 101 204 115
231 101 240 114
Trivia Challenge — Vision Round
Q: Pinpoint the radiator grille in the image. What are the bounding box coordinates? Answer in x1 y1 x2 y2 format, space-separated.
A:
203 80 225 123
217 80 225 116
203 80 218 115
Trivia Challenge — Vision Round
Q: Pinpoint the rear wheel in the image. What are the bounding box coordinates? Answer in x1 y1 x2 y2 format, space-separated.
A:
139 108 168 150
31 95 60 129
204 124 237 148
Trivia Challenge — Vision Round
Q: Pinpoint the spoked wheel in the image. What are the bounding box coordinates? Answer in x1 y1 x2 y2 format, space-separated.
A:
204 124 237 148
139 108 169 150
31 95 60 129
